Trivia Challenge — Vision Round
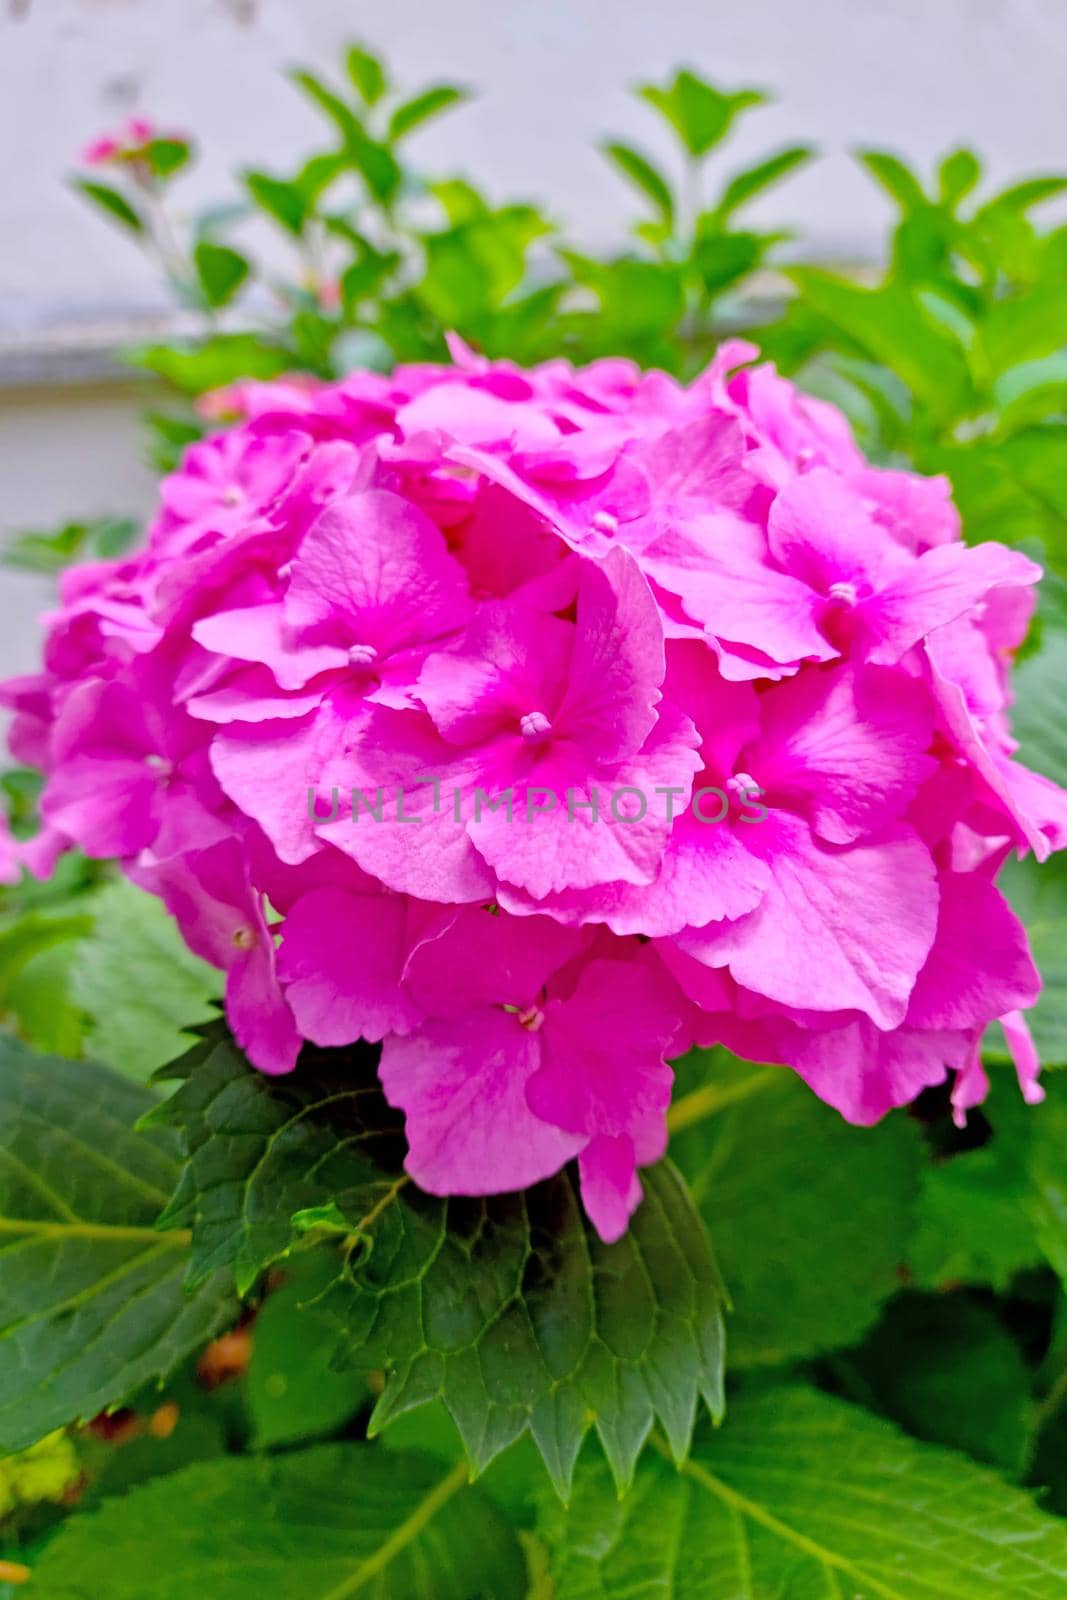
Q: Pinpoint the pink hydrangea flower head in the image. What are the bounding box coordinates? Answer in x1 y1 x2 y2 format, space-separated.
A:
9 343 1065 1240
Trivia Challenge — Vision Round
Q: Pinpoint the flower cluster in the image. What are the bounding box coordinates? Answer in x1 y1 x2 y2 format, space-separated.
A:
7 339 1066 1239
78 119 190 174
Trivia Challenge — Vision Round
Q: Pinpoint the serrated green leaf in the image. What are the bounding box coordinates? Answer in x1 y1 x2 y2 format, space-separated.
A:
388 85 469 143
603 141 674 223
29 1445 525 1599
670 1051 922 1365
149 1026 726 1495
540 1385 1067 1598
70 178 143 234
0 1040 235 1452
70 878 220 1081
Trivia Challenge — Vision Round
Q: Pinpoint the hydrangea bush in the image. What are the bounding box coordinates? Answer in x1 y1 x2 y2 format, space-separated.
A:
4 42 1067 1599
10 338 1065 1250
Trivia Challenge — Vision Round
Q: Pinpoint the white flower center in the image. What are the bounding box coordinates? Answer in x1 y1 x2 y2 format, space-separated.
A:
519 710 552 741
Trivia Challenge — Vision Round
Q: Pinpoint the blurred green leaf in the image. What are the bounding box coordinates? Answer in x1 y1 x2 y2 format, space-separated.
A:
639 68 765 159
243 170 308 235
388 85 469 143
128 334 292 395
856 147 927 211
693 227 765 296
192 240 250 308
848 1293 1035 1475
603 140 674 224
246 1251 367 1448
712 143 814 221
939 147 982 207
982 282 1067 374
344 43 387 106
143 137 192 182
790 267 975 426
290 69 400 202
70 178 143 234
2 515 138 576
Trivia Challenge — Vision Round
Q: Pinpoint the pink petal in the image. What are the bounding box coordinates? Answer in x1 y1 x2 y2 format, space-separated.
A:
379 1011 583 1195
907 872 1040 1031
679 814 938 1029
278 886 424 1044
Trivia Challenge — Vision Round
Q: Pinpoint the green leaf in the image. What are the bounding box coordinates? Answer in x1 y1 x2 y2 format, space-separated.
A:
143 137 192 181
602 141 674 223
712 144 814 220
790 268 974 425
1000 864 1067 1073
670 1051 922 1364
692 229 764 297
70 178 144 234
849 1293 1035 1475
29 1445 525 1599
344 43 387 106
1011 628 1067 791
562 254 686 347
246 1251 368 1448
71 878 221 1081
0 1040 235 1452
2 516 138 576
939 147 982 207
419 207 550 328
985 175 1067 215
982 281 1067 376
128 334 293 396
149 1026 726 1495
540 1386 1067 1597
909 1136 1044 1292
193 240 250 308
243 170 308 235
290 70 400 202
856 147 928 212
640 69 765 159
388 85 469 143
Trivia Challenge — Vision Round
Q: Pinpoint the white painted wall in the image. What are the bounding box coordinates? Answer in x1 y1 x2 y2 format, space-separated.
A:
1 0 1066 679
3 0 1067 316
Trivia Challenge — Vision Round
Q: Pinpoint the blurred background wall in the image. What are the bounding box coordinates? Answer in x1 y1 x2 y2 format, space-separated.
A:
1 0 1065 674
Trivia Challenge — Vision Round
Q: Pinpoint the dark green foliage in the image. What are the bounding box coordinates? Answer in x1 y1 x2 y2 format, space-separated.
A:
148 1025 726 1495
0 1041 235 1453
